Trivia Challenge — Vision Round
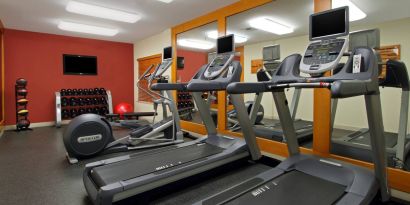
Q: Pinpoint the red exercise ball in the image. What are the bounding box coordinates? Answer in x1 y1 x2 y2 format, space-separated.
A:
114 103 133 117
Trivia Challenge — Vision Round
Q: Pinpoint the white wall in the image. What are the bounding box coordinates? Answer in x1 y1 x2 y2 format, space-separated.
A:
133 29 171 120
243 17 410 132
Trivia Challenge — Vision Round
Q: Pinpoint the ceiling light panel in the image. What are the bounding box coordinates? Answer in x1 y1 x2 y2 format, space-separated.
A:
66 1 141 23
58 21 119 36
249 17 294 35
178 39 214 50
332 0 366 21
157 0 173 3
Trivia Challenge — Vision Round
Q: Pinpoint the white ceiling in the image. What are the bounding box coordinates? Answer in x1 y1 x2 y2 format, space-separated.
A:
0 0 239 43
177 0 410 50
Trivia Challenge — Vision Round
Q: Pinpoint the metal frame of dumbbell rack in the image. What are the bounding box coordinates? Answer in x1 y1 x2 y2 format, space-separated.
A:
15 83 32 131
55 90 113 128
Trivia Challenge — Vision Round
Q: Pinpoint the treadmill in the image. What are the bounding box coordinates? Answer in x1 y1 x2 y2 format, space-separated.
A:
331 29 410 169
250 45 313 143
195 7 389 204
82 35 261 205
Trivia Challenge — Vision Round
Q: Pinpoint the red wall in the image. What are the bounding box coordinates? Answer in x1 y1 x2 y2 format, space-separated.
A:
177 49 208 82
4 29 134 125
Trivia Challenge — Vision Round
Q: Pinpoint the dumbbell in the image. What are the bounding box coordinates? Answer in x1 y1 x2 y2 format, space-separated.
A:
93 88 99 95
92 107 100 114
62 109 70 119
77 98 84 106
84 98 91 105
100 97 107 105
17 99 29 106
69 97 77 106
91 97 98 105
70 109 78 118
78 108 86 115
67 89 73 96
60 89 67 96
99 88 106 95
77 89 83 95
99 107 108 115
72 89 78 96
86 107 93 114
61 97 68 107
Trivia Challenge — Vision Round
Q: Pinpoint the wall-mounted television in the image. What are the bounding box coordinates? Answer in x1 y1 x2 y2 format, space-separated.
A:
63 54 97 75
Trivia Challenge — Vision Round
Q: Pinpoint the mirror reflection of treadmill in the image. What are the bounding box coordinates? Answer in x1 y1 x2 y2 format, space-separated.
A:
331 29 410 169
250 45 313 144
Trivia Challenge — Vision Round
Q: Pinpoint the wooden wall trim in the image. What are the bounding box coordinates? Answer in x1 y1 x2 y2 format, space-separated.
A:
312 0 332 156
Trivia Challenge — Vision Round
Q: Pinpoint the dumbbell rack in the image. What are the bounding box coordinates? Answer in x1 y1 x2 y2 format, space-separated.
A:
15 81 31 131
55 89 113 128
177 91 194 121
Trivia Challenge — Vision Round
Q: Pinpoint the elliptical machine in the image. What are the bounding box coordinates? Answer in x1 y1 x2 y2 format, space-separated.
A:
63 47 184 164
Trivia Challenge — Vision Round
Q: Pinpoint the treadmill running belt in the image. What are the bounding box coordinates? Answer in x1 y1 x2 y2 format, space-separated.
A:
91 143 224 187
349 131 398 148
207 171 346 205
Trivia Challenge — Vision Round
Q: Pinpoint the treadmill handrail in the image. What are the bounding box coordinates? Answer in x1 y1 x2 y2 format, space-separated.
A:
151 83 188 91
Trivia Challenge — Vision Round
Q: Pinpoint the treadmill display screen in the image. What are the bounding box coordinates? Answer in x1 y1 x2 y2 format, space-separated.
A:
310 7 349 40
163 46 172 60
217 35 234 54
263 45 280 61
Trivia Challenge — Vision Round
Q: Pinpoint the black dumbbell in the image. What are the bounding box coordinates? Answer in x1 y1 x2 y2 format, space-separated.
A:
77 89 83 95
86 107 93 114
62 109 70 119
77 98 84 106
99 88 106 95
72 89 78 95
92 107 100 114
69 97 78 106
61 97 68 107
70 109 78 118
66 89 73 96
60 89 67 96
92 97 98 105
78 108 86 115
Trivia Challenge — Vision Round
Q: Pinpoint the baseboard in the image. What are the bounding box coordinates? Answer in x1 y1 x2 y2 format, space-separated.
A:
4 120 71 131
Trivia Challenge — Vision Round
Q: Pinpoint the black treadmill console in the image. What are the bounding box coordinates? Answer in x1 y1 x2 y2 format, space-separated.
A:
301 6 349 75
263 45 281 74
204 35 235 80
301 39 346 71
154 46 173 78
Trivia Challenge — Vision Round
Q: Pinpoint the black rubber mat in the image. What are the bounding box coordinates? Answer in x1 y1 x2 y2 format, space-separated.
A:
209 171 346 205
91 143 224 187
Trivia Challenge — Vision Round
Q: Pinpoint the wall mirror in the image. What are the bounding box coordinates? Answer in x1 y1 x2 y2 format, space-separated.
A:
175 21 218 126
225 0 313 145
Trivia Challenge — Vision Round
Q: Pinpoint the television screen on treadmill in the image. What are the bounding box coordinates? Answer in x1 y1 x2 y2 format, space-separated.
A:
163 46 172 60
310 7 349 40
217 35 234 54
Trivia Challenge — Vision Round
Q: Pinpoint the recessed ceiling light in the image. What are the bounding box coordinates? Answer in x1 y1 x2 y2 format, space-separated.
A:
66 1 141 23
178 39 214 50
249 17 294 35
58 21 119 36
157 0 173 3
332 0 366 21
206 30 248 43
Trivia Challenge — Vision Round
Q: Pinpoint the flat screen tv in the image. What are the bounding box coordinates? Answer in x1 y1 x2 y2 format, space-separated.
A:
63 54 97 75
